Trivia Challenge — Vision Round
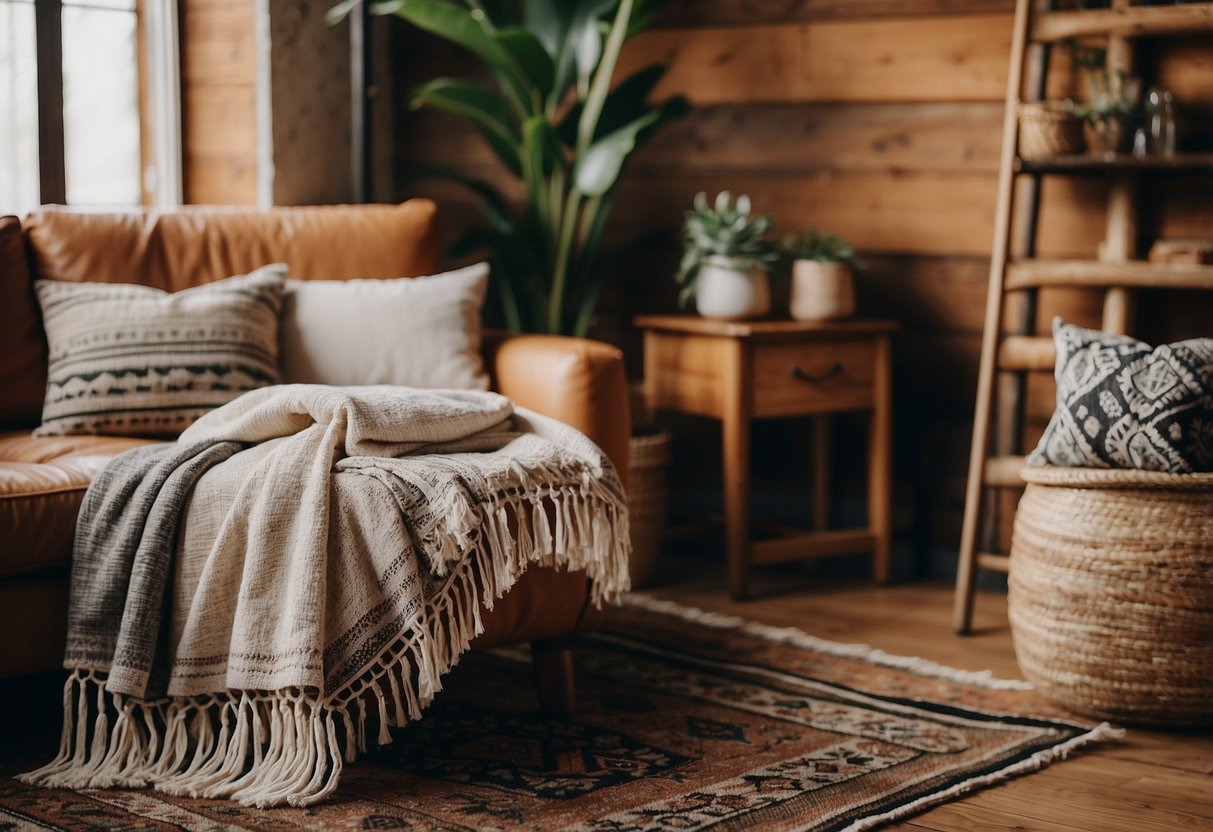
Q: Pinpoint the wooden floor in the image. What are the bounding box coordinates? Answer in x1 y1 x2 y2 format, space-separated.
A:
645 558 1213 832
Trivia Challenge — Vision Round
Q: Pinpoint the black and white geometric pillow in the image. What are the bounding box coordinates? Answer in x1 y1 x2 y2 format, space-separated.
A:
1027 318 1213 473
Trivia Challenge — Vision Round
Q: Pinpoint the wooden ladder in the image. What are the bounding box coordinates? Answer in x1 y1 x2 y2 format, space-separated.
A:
953 0 1213 634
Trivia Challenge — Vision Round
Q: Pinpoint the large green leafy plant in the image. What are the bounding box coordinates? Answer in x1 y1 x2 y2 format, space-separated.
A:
330 0 688 336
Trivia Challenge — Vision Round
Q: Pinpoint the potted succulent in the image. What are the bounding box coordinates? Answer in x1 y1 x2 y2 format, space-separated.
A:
781 229 861 321
328 0 689 337
676 191 778 320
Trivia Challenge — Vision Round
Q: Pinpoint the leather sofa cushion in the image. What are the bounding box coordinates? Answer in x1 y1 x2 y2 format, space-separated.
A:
23 200 441 290
0 216 46 431
0 431 156 578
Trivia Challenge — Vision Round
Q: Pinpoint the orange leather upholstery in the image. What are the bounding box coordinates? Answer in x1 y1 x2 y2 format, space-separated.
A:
22 201 442 288
0 216 45 430
485 332 631 491
0 202 630 678
0 431 158 578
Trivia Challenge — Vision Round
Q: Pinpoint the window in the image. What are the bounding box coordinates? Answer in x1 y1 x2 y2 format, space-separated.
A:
61 0 142 206
0 0 41 215
0 0 179 217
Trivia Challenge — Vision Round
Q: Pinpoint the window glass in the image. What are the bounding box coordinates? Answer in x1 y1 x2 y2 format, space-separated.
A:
62 0 141 206
0 0 41 217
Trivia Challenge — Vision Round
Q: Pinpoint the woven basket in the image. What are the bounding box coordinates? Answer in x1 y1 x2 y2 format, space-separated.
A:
627 429 672 589
1018 102 1085 159
1009 465 1213 726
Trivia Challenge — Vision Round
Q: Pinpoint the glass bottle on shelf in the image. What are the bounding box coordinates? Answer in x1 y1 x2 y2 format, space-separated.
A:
1146 87 1177 157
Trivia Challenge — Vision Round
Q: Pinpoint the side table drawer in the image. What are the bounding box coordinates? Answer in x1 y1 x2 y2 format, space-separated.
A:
752 337 877 417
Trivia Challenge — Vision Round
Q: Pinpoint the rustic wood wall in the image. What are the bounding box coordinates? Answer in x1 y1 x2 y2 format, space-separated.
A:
179 0 365 207
180 0 259 205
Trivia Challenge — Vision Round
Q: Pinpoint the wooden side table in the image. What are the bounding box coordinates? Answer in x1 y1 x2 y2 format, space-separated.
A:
636 315 898 599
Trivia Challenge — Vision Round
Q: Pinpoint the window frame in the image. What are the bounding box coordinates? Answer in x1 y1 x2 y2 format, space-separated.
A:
33 0 66 205
29 0 181 209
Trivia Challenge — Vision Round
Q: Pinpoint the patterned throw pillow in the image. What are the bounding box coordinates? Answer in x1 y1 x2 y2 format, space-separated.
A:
35 265 286 438
1028 318 1213 472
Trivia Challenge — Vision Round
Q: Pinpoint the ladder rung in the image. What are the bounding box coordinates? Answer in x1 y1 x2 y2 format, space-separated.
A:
998 336 1055 372
984 455 1026 488
1032 5 1213 42
976 552 1011 574
1006 259 1213 291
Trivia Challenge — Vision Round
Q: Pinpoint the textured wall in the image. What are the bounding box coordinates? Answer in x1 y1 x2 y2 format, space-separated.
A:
267 0 353 206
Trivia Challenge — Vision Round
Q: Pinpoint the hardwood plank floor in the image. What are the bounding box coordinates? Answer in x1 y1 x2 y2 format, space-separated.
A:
643 555 1213 832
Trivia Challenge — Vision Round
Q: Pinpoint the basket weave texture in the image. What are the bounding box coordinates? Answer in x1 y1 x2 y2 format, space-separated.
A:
1018 103 1085 159
1009 465 1213 726
627 430 672 588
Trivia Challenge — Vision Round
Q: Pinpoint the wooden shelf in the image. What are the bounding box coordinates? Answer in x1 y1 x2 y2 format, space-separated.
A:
1016 152 1213 174
975 552 1011 575
997 337 1055 372
983 455 1028 488
1032 3 1213 42
1006 258 1213 291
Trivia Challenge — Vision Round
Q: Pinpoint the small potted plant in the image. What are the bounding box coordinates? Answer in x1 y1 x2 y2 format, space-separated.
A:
1073 46 1141 155
676 191 778 320
781 229 861 321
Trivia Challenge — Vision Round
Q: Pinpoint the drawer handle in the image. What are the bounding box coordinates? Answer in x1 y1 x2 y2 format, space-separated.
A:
792 363 844 383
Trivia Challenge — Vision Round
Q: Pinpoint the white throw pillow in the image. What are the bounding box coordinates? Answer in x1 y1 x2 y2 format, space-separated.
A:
279 262 490 390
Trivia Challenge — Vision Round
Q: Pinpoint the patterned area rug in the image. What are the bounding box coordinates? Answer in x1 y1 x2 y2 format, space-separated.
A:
0 595 1117 831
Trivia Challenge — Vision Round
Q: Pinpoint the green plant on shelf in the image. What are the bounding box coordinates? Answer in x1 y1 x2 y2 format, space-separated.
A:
676 191 778 307
1070 44 1141 153
779 229 863 271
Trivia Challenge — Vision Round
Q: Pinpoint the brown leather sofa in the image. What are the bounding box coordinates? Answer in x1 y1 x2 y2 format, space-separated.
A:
0 201 629 693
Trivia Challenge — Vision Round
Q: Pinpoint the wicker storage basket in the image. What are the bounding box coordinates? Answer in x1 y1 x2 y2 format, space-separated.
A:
627 429 672 588
1009 465 1213 726
1018 102 1085 159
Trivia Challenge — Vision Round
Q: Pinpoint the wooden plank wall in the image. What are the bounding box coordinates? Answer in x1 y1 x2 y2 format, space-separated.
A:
180 0 259 205
392 2 1213 575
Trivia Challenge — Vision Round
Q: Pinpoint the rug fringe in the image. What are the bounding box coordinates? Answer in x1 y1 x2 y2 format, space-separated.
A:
836 722 1126 832
621 594 1037 691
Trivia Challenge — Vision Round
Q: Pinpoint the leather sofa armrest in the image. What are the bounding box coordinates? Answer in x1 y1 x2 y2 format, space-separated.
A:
483 331 630 490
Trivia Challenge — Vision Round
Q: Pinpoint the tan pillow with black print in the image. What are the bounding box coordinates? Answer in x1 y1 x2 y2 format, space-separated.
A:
35 265 286 438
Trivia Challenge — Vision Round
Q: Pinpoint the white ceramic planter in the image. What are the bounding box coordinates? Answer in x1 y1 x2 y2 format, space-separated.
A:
789 260 855 321
695 256 771 320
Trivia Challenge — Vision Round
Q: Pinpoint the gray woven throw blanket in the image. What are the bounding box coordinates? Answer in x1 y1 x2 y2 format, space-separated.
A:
22 385 630 807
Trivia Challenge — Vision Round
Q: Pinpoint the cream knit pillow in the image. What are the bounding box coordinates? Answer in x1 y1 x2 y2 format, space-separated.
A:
35 265 286 437
279 262 490 390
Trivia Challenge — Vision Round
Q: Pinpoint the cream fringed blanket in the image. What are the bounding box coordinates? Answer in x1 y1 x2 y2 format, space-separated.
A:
21 385 630 807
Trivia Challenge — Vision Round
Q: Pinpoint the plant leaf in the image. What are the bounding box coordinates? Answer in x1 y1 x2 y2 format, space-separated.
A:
551 0 616 105
325 0 362 25
494 27 555 101
379 0 537 116
465 0 514 26
592 64 667 138
576 0 633 154
573 93 685 196
573 118 650 196
408 79 523 175
521 0 569 57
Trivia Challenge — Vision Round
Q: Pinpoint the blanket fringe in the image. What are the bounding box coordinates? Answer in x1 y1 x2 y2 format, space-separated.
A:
21 471 631 808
